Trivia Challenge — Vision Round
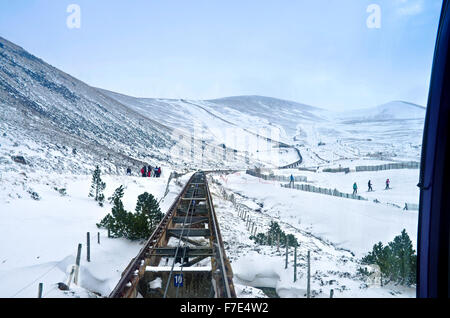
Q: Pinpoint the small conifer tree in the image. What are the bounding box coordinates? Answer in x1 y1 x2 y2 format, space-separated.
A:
89 165 106 206
108 185 124 204
361 229 416 286
97 191 163 241
135 192 163 231
250 221 298 247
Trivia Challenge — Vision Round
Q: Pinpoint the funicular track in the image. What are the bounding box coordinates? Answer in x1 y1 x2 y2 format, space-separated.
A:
109 171 236 298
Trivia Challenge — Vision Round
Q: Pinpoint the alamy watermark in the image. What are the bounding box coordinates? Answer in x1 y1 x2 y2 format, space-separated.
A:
168 123 286 169
67 4 81 29
367 4 382 29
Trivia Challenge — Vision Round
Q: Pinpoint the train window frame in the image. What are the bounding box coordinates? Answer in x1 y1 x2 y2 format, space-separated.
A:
418 0 450 298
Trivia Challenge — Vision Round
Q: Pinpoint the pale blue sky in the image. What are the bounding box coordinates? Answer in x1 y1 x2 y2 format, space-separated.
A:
0 0 443 110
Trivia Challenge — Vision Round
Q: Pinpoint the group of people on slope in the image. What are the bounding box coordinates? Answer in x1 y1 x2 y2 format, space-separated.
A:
353 178 390 195
125 166 162 177
140 165 161 178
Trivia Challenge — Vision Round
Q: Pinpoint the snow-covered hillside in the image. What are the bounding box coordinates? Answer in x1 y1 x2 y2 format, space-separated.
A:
338 101 426 122
210 172 417 298
0 37 179 174
102 90 425 171
0 35 425 298
0 36 272 174
100 90 305 168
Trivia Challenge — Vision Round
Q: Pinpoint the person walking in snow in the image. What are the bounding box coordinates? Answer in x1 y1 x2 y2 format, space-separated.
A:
353 182 358 195
289 174 295 188
141 166 146 177
157 167 162 178
126 167 131 176
385 178 390 190
368 180 373 192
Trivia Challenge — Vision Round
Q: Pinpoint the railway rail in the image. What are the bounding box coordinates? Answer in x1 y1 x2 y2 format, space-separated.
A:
109 171 236 298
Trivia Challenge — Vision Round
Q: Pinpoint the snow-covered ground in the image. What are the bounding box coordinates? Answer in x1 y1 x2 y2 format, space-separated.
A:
0 35 425 298
209 172 417 298
0 169 189 298
275 167 420 208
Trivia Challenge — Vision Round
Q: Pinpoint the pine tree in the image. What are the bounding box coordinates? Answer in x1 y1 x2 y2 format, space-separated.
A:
135 192 163 231
97 191 163 241
388 229 416 285
250 221 299 247
362 241 393 284
97 192 133 238
89 165 106 206
108 185 124 204
361 229 417 286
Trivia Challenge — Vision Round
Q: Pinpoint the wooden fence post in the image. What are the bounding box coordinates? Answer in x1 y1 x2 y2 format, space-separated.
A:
67 265 76 288
294 246 297 282
307 251 311 298
74 243 82 285
285 239 289 269
87 232 91 262
277 233 280 252
38 283 43 298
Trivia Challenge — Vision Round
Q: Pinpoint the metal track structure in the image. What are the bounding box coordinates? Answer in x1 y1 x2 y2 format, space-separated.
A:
109 171 236 298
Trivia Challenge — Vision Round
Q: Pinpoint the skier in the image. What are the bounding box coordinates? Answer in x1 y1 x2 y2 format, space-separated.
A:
385 178 390 190
126 167 131 176
289 174 295 188
353 182 358 195
141 167 145 177
157 167 162 178
368 180 373 192
154 167 158 178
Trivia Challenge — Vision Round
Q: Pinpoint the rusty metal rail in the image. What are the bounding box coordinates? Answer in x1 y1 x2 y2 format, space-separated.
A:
109 173 196 298
109 171 236 298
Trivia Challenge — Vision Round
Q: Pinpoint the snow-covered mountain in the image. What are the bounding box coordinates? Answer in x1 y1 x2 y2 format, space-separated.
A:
98 90 311 167
0 36 182 175
338 101 426 123
1 35 427 175
0 37 278 174
101 90 426 168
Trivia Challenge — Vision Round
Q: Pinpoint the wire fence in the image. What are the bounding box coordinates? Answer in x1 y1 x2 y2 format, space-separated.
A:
246 170 307 182
323 167 351 173
403 203 419 211
355 161 419 172
281 183 368 201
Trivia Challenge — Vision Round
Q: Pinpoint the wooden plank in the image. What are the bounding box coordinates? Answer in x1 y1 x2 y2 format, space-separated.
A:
177 209 209 216
153 247 213 257
172 216 209 224
169 233 204 246
168 228 211 237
